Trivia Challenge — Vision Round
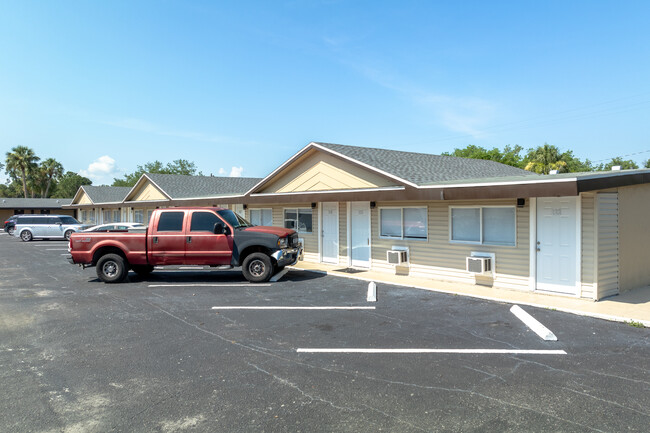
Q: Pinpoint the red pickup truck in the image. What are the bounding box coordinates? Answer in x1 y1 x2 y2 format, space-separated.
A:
68 207 302 283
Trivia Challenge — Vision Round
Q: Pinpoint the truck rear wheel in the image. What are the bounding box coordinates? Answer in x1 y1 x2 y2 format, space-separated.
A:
242 253 273 283
96 253 128 283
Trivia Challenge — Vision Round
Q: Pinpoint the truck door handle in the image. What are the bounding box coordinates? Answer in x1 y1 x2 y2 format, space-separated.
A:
153 237 158 244
187 236 192 243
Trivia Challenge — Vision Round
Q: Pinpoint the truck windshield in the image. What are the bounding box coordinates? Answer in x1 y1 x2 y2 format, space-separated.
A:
216 210 253 229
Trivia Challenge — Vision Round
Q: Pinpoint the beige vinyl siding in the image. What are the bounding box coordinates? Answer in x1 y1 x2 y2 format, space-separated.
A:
580 194 596 299
270 203 319 262
597 192 619 298
370 199 530 290
618 184 650 292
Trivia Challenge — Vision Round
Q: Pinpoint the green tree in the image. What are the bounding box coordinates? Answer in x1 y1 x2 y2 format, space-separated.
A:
52 171 92 198
112 159 200 187
644 159 650 168
523 143 570 174
5 146 40 198
39 158 65 198
597 157 639 171
442 144 524 168
562 150 594 173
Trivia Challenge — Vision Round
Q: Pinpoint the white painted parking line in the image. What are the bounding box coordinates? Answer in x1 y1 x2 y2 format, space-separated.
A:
270 268 289 282
148 283 271 287
510 305 558 341
46 248 69 251
297 348 567 354
211 306 375 310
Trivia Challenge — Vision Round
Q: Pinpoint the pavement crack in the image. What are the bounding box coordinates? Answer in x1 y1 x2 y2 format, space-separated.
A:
559 386 650 417
246 362 354 412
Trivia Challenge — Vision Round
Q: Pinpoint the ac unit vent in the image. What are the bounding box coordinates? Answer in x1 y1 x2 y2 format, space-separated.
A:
466 256 491 274
387 250 408 265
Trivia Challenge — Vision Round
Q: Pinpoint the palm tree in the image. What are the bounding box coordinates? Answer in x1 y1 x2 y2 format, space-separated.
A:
40 158 64 198
524 143 568 175
5 146 40 198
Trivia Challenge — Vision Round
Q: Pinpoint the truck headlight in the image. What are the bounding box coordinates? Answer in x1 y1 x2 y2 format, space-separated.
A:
277 237 288 248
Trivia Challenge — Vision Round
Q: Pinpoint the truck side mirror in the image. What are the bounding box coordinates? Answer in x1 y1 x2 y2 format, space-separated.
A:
214 222 224 234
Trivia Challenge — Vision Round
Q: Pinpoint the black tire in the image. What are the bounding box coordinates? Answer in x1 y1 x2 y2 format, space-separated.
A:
242 252 273 283
20 230 33 242
64 230 74 240
7 227 14 236
96 253 129 283
131 265 154 276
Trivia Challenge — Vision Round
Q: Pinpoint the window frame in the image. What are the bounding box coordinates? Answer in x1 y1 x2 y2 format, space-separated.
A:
249 208 273 226
283 207 313 233
449 205 517 247
378 206 428 241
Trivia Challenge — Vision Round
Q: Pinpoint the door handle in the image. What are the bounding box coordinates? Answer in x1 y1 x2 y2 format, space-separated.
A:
153 237 158 244
187 236 192 243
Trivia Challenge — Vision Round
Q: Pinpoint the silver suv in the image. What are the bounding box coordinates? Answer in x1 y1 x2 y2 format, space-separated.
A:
13 215 85 242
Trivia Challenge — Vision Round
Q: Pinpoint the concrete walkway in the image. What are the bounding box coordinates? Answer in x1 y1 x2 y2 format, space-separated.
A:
290 262 650 327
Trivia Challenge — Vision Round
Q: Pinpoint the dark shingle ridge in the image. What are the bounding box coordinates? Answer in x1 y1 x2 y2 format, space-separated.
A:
82 186 132 203
314 142 539 186
145 173 262 199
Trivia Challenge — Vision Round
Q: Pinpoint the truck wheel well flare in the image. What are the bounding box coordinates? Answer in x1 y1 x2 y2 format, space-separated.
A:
239 245 274 267
93 246 128 266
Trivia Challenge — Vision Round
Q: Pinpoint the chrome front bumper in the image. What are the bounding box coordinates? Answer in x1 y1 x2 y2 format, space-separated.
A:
271 244 303 267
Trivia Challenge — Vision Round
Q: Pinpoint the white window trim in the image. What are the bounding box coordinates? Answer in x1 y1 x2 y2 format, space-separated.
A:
283 207 313 234
378 206 428 241
449 205 517 247
249 207 273 226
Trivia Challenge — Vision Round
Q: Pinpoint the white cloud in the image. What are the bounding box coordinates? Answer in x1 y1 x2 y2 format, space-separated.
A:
217 166 243 177
79 155 118 185
229 166 244 177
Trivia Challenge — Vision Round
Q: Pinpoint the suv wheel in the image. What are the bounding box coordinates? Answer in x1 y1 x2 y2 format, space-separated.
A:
242 252 273 283
7 227 14 236
20 230 33 242
64 230 74 240
96 253 128 283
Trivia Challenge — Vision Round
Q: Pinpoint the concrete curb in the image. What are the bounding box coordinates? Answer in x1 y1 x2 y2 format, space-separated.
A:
288 267 650 328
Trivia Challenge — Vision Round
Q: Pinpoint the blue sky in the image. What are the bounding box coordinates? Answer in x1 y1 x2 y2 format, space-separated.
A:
2 0 650 185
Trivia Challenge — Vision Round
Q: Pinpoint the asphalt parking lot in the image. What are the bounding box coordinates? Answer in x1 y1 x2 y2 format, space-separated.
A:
0 232 648 432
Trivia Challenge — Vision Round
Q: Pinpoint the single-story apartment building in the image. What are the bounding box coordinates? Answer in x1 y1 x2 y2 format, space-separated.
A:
0 197 74 223
67 175 261 224
66 142 650 301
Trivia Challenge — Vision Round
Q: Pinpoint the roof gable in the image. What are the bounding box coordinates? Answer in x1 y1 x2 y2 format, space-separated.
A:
259 148 399 194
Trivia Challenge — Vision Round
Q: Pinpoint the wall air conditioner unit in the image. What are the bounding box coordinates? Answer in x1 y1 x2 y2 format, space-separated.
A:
387 249 408 265
466 256 492 275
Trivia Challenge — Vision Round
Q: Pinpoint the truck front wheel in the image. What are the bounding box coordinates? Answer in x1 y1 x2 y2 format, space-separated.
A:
96 253 129 283
242 253 273 283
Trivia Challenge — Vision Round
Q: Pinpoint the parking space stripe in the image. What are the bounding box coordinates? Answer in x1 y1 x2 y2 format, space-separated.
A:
297 348 567 354
46 248 69 251
270 268 289 282
148 283 271 287
510 305 558 341
211 306 375 310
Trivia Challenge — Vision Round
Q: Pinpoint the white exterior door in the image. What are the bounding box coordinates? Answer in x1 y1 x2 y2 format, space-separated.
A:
536 197 578 295
350 202 371 268
321 202 339 264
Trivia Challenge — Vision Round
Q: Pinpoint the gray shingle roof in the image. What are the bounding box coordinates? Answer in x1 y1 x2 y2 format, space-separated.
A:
314 142 539 186
145 173 262 199
0 197 72 208
82 186 132 203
